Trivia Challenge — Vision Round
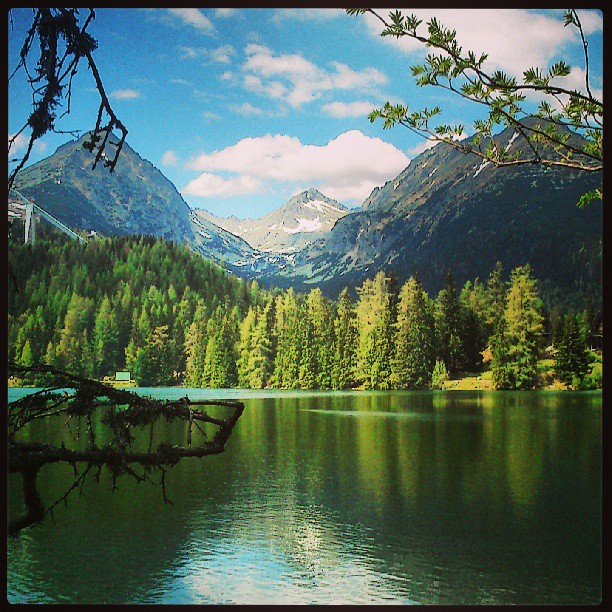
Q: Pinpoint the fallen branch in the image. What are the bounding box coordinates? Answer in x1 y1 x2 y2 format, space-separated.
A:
8 363 244 535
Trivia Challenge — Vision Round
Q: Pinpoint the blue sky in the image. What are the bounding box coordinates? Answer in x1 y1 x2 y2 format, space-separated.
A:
8 8 603 218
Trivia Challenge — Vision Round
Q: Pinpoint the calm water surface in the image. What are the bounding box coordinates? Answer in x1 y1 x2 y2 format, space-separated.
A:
7 389 601 604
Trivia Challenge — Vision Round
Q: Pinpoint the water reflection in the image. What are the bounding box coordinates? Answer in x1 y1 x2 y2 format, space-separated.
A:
8 390 601 604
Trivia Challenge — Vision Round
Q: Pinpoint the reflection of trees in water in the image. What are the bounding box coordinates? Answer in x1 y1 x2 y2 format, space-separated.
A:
8 391 601 604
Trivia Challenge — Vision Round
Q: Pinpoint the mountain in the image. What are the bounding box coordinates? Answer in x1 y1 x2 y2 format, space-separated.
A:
13 126 601 309
278 123 602 307
12 132 276 277
196 188 349 253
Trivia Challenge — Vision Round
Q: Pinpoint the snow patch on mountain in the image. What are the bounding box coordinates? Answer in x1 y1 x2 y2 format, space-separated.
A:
304 199 346 214
282 217 323 234
473 159 491 178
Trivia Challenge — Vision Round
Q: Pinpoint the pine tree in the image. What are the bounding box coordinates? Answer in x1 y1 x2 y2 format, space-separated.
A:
184 303 208 387
555 315 591 388
332 288 357 389
237 307 257 387
132 325 173 386
354 271 394 389
391 275 436 388
490 313 512 389
430 359 449 389
19 338 35 368
271 289 301 388
435 272 463 376
486 261 506 332
56 294 95 376
248 301 275 388
92 295 120 378
459 281 487 372
492 265 544 389
202 305 238 388
549 305 563 347
300 288 335 389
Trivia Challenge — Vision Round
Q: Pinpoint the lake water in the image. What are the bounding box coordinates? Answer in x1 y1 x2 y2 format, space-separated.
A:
7 389 602 604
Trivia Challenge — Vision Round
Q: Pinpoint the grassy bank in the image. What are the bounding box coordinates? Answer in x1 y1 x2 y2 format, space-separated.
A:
440 352 602 391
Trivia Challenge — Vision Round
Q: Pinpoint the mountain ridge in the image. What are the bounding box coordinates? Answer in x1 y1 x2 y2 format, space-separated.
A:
12 125 602 308
196 188 349 253
280 123 602 306
12 132 278 278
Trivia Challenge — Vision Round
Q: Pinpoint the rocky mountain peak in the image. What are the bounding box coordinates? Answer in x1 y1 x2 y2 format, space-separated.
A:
197 188 349 254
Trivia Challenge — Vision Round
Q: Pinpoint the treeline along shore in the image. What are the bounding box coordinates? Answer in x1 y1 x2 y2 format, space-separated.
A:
8 235 601 391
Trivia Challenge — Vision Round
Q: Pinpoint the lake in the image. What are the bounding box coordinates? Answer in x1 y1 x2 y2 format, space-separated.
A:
7 388 602 604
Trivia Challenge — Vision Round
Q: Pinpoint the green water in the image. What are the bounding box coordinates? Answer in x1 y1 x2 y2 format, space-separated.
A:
7 389 601 604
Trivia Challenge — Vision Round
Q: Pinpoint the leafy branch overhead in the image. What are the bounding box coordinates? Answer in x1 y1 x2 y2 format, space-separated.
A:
347 8 602 201
8 8 128 192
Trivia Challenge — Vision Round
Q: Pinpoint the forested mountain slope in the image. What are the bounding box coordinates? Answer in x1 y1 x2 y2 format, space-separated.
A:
12 133 275 277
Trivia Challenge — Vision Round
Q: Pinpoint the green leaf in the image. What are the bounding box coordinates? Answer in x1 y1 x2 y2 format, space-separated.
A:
577 188 602 209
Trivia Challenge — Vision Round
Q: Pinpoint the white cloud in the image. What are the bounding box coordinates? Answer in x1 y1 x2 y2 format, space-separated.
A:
185 130 409 203
242 44 387 108
210 45 236 64
202 111 222 121
406 139 439 158
220 71 234 82
523 65 603 111
553 66 602 101
230 102 264 116
170 78 192 86
322 100 375 118
178 45 236 64
214 9 238 19
321 179 382 203
184 173 262 197
575 9 603 35
272 9 344 23
109 89 141 100
8 133 28 157
167 9 216 35
8 132 48 158
362 9 599 80
244 74 287 99
162 150 178 166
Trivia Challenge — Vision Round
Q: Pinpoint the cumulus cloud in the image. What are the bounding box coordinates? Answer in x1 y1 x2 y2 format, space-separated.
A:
242 44 387 108
184 173 262 197
109 89 141 100
321 180 383 203
322 100 375 118
244 74 287 99
362 9 601 81
167 9 216 34
162 150 178 166
185 130 409 203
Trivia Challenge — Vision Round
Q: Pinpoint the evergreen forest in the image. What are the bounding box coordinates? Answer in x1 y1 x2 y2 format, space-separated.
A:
8 235 601 391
